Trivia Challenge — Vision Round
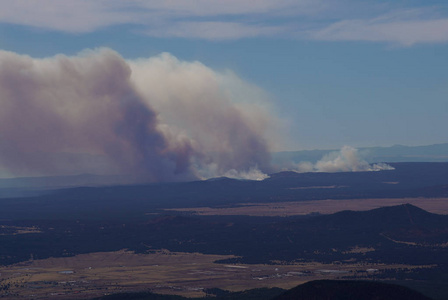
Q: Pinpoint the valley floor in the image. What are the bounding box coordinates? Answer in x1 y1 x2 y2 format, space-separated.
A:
0 250 430 299
167 197 448 217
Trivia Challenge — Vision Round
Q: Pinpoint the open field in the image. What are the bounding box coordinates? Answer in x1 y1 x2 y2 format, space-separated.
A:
0 250 428 299
166 197 448 216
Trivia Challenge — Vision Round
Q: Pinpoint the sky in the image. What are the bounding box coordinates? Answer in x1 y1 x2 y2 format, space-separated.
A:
0 0 447 179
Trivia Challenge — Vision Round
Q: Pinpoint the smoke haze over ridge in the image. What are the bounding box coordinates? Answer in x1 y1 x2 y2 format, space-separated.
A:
0 48 276 181
289 146 395 173
0 49 394 182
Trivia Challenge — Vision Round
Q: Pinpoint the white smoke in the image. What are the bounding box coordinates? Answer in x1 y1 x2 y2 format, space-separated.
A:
0 49 274 181
291 146 395 173
223 166 270 181
0 49 395 182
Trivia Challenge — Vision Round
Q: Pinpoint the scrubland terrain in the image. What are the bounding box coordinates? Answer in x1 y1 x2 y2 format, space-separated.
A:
167 197 448 216
0 162 447 299
0 250 433 299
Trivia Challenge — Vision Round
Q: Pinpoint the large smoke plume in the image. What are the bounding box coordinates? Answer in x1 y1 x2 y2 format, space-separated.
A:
0 49 394 182
0 49 274 181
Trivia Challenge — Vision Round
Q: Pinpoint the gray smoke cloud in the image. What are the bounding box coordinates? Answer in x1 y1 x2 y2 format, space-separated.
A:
128 54 277 180
0 49 394 182
291 146 395 173
0 49 275 181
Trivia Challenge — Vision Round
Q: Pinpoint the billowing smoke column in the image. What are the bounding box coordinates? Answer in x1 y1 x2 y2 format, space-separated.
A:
129 53 274 180
0 49 394 182
291 146 394 173
0 49 274 181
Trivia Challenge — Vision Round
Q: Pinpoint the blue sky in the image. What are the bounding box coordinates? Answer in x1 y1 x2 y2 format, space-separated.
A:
0 0 447 150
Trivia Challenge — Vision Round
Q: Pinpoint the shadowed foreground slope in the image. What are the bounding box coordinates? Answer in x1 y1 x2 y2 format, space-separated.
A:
274 280 432 300
95 281 431 300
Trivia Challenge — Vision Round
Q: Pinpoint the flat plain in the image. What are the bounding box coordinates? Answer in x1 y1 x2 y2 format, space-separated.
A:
0 250 426 299
166 197 448 216
1 163 447 299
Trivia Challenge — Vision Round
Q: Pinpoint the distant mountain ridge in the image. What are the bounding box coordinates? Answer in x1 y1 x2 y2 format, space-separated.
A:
0 143 446 193
1 162 448 207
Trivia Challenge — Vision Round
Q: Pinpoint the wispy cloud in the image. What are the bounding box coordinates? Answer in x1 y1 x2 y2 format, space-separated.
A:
143 21 285 40
0 0 447 45
311 9 448 46
0 0 317 33
0 1 133 33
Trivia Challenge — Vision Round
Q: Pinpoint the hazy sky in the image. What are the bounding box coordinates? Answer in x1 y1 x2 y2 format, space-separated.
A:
0 0 447 151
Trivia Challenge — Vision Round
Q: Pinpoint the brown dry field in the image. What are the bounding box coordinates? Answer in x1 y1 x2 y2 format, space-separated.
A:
1 197 446 299
166 197 448 216
0 250 428 300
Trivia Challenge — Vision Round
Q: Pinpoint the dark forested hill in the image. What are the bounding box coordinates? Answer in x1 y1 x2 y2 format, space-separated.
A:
0 162 447 221
1 204 448 266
